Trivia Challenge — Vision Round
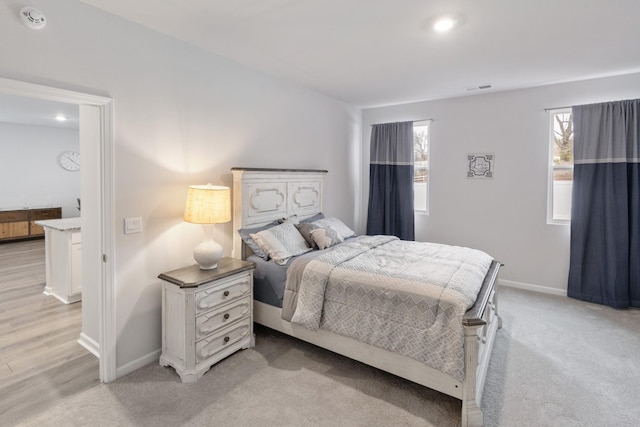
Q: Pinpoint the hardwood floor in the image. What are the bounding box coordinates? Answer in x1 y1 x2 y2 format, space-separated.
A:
0 239 99 426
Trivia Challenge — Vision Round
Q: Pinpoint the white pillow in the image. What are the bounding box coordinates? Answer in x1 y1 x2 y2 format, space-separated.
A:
250 222 311 265
310 227 343 250
311 217 356 240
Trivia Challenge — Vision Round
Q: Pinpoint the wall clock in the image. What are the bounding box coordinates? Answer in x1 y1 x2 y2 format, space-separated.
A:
59 151 80 171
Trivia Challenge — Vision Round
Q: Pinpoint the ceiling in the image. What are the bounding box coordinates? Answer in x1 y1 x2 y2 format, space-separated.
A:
77 0 640 108
0 94 78 129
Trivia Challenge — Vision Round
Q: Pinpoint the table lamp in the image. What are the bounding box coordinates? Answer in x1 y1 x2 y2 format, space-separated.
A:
183 184 231 269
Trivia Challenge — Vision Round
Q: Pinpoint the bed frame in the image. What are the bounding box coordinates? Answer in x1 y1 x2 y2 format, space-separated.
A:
231 167 502 427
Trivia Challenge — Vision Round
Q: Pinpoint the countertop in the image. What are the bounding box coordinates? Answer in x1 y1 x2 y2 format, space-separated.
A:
0 206 59 212
35 217 82 231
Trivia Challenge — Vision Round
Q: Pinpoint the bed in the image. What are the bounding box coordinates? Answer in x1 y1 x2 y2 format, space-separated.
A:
231 167 502 427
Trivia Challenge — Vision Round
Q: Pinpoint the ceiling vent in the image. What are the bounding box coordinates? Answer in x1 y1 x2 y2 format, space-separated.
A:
465 84 492 92
20 7 46 30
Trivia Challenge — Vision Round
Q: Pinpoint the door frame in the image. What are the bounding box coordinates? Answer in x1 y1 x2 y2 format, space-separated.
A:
0 77 116 382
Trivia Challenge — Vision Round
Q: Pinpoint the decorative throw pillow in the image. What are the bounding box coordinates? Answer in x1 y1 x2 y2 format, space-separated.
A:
311 217 356 241
295 222 320 248
310 227 343 250
250 222 312 265
237 220 280 259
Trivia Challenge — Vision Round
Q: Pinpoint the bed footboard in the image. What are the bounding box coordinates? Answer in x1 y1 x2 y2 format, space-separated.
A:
255 260 502 427
461 260 502 427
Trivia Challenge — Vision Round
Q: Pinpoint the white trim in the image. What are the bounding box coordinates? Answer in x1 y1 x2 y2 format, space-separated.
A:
547 108 572 225
413 121 430 214
78 332 100 358
116 349 162 378
98 101 116 382
499 279 567 296
0 77 111 104
0 77 116 383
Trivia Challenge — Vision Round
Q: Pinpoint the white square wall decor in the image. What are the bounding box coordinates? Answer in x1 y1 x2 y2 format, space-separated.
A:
467 153 494 178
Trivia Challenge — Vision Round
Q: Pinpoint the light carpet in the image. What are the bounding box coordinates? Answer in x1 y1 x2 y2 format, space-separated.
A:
17 287 640 426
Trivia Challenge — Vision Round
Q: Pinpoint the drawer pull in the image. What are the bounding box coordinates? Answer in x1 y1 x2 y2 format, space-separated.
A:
223 290 230 297
223 336 230 344
223 313 230 321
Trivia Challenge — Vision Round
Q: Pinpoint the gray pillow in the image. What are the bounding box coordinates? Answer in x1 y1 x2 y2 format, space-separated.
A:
300 212 325 223
295 222 320 248
311 217 356 240
237 220 280 259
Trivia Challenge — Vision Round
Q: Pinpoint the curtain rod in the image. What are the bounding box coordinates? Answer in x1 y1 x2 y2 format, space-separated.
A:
370 118 433 126
545 98 638 112
543 106 572 112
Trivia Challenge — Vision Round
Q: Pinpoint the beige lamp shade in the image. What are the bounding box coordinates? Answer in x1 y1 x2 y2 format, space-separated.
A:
183 184 231 224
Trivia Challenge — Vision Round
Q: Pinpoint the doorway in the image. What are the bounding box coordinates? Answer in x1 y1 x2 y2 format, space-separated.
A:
0 77 115 382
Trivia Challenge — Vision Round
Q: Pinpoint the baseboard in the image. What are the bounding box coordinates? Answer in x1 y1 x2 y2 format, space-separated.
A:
498 279 567 296
116 348 162 379
78 332 100 358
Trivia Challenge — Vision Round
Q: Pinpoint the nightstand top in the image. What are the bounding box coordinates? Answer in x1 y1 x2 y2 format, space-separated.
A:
158 257 255 288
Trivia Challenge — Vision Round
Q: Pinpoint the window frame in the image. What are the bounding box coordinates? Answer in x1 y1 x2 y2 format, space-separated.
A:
413 120 431 215
547 108 573 225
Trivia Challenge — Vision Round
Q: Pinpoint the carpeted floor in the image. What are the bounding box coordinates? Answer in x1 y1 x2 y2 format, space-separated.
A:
17 287 640 427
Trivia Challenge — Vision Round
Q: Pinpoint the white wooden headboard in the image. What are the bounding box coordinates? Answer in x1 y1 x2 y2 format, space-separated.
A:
231 168 328 259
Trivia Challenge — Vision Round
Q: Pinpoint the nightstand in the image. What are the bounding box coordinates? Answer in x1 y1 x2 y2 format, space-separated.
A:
158 257 255 383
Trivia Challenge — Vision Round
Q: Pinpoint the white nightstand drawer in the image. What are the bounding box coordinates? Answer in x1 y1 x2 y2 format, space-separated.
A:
196 296 251 340
195 317 251 363
195 273 251 313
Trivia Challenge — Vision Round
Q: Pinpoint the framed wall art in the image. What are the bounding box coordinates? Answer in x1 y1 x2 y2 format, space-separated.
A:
467 153 494 178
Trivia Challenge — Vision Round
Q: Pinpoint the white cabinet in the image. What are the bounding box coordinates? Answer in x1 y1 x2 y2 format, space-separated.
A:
70 232 82 296
159 258 255 383
38 218 82 304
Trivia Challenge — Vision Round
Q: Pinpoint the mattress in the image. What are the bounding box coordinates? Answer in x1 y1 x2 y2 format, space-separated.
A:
249 238 356 307
248 255 288 307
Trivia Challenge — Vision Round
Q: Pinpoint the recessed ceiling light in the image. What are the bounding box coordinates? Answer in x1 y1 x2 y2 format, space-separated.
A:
433 15 458 32
55 114 67 122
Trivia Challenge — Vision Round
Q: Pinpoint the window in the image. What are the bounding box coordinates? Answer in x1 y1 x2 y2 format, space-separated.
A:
548 109 573 223
413 120 430 213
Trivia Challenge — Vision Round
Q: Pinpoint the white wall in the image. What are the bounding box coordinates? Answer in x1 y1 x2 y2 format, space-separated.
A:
0 0 361 374
0 122 80 217
362 72 640 293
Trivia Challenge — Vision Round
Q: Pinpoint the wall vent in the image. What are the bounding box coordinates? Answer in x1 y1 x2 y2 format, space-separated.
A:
465 84 492 92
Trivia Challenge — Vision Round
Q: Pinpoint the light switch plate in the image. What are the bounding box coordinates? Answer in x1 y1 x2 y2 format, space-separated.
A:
124 217 142 234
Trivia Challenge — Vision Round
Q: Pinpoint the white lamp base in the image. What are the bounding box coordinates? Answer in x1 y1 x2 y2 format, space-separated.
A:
193 225 223 270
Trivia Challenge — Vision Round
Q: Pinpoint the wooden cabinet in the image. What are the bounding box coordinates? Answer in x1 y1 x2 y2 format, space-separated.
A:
0 210 29 240
30 208 63 236
0 207 61 241
158 258 255 383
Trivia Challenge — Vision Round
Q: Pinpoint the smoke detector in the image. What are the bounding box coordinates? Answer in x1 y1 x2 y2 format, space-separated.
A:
20 7 46 30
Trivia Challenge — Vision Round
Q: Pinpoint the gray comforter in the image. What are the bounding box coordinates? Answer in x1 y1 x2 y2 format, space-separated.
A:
282 235 493 382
